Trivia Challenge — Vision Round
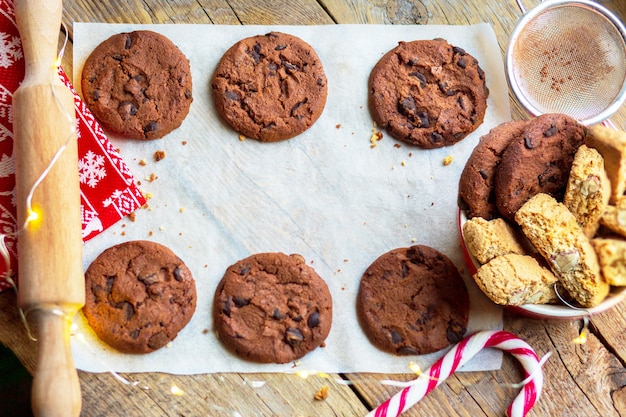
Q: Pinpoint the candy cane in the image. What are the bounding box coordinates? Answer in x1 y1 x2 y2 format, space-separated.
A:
368 330 545 417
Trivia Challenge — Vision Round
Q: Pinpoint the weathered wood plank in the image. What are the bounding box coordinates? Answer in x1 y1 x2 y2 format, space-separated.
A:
218 0 334 25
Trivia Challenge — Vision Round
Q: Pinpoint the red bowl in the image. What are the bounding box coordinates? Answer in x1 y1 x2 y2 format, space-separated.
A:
458 209 626 320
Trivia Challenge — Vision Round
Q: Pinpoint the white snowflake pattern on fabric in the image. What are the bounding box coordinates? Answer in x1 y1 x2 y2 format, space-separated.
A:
0 31 21 68
78 149 106 188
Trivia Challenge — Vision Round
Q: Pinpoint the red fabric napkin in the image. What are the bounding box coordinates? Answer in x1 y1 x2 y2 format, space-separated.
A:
0 1 146 291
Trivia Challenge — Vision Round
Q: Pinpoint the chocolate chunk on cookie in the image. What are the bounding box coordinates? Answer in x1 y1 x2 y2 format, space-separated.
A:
357 245 469 355
213 252 332 363
212 32 328 142
81 30 193 140
83 240 197 353
368 39 488 148
495 113 586 221
458 120 529 219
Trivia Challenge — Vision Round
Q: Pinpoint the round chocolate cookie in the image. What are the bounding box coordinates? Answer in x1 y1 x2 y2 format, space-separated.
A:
357 245 469 355
211 32 328 142
81 30 193 140
495 113 586 221
458 120 530 220
213 252 332 363
83 240 197 354
368 39 488 149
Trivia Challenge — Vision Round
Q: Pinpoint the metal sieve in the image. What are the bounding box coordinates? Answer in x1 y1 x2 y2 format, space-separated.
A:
506 0 626 125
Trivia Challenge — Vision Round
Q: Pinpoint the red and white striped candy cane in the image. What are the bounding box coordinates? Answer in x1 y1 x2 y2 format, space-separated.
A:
368 330 545 417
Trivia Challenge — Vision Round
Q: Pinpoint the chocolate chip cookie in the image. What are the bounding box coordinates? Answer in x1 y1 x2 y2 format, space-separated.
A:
495 113 586 221
357 245 469 355
83 240 197 353
212 32 328 142
81 30 193 140
458 120 529 219
213 252 332 363
368 39 488 148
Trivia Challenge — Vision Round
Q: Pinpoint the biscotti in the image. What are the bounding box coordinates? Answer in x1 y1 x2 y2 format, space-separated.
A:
600 196 626 238
592 238 626 286
587 124 626 204
514 193 609 307
473 254 559 306
563 145 611 237
462 217 525 264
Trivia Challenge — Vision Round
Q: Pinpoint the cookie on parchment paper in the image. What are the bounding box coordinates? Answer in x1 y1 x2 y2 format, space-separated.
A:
357 245 469 355
368 39 489 149
83 240 197 354
81 30 193 140
213 252 332 364
212 32 328 142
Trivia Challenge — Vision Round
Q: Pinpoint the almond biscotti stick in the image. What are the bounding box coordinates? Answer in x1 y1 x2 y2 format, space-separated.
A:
563 145 611 237
601 196 626 238
462 217 526 265
592 238 626 286
515 193 609 307
473 254 559 306
587 125 626 204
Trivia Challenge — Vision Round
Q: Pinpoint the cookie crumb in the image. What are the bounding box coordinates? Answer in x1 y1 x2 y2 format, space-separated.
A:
139 158 147 166
370 130 383 148
336 124 341 129
180 207 186 213
202 328 209 334
128 212 136 222
182 141 187 145
314 386 329 401
154 150 166 161
401 160 406 167
238 134 246 142
443 155 453 166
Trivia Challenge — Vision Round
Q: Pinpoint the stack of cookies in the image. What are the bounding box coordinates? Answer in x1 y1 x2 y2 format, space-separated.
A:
459 116 626 309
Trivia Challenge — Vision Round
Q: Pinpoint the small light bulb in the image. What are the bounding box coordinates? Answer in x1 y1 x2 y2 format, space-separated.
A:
296 370 310 379
573 328 588 345
26 208 39 223
408 362 422 374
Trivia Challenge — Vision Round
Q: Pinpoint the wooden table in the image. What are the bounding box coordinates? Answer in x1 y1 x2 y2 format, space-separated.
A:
2 0 626 416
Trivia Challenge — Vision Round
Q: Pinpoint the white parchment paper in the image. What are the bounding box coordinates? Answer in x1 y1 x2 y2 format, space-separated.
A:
72 23 508 374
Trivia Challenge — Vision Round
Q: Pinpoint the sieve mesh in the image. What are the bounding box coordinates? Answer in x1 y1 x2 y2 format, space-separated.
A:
508 3 626 123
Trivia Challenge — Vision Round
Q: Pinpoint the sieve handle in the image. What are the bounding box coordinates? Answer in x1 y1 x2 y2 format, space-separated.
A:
515 0 527 13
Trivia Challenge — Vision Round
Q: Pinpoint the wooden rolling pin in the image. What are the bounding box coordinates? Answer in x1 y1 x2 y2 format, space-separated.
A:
13 0 84 416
